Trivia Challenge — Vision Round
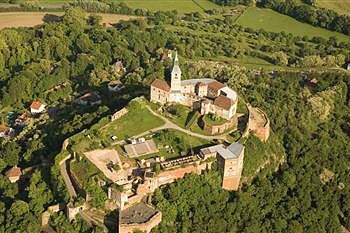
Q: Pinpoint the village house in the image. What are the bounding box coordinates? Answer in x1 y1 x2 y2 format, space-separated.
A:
5 166 22 183
15 112 30 126
161 49 173 62
113 61 126 73
108 80 125 92
0 125 14 138
150 52 238 120
76 92 101 106
30 101 46 114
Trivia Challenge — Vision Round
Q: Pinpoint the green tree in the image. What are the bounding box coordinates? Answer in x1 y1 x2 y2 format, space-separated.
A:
27 170 54 215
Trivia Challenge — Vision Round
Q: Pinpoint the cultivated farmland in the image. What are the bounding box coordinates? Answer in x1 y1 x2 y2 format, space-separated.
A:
0 12 139 29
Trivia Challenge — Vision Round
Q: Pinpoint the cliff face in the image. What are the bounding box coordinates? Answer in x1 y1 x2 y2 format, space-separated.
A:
240 133 285 185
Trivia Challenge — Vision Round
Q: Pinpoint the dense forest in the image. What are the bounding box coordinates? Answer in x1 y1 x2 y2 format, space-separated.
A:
0 6 349 233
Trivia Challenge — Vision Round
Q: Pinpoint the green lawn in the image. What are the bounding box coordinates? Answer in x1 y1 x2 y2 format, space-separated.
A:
203 114 227 126
115 0 219 14
165 104 192 128
70 156 105 188
100 100 164 140
237 7 350 42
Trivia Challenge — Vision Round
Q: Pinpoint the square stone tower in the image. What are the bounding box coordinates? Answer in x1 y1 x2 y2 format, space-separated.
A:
217 143 245 191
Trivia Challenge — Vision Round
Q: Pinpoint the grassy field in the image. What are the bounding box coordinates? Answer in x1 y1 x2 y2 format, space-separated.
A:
115 0 219 14
316 0 350 15
236 7 350 41
100 100 164 140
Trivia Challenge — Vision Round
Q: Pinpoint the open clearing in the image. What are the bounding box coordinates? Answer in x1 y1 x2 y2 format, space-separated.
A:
236 7 350 41
316 0 350 15
0 12 139 29
116 0 219 14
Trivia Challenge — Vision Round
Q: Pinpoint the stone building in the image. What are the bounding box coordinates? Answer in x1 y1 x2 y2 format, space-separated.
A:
150 52 238 120
217 143 245 191
119 202 162 233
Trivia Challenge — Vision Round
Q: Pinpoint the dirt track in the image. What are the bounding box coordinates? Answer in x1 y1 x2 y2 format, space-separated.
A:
0 12 139 29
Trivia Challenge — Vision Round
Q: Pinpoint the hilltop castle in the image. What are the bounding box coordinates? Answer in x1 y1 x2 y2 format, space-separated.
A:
150 52 238 120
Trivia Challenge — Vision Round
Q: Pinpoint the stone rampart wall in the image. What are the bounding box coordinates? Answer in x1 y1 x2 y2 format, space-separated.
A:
111 107 128 121
202 116 237 135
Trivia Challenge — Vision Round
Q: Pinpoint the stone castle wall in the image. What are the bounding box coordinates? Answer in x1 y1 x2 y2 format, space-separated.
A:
111 107 128 121
247 106 270 142
202 115 237 135
124 162 212 209
243 104 270 142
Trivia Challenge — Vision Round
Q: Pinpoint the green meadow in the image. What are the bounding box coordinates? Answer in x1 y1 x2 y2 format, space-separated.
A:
236 7 350 42
115 0 220 14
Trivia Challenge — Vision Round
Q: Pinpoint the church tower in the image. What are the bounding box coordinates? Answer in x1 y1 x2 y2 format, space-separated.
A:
171 51 182 92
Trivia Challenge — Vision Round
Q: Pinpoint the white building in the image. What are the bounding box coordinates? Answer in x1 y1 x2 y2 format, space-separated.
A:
30 101 46 114
150 52 238 120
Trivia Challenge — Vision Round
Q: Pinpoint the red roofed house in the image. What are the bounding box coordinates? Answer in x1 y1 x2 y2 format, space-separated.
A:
30 101 46 114
15 112 30 126
5 166 22 183
77 92 101 106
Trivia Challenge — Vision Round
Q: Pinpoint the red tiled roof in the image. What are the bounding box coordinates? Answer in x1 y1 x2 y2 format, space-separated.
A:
79 92 100 101
30 101 43 110
214 95 234 110
5 166 22 178
208 81 225 91
151 79 170 92
17 112 30 122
